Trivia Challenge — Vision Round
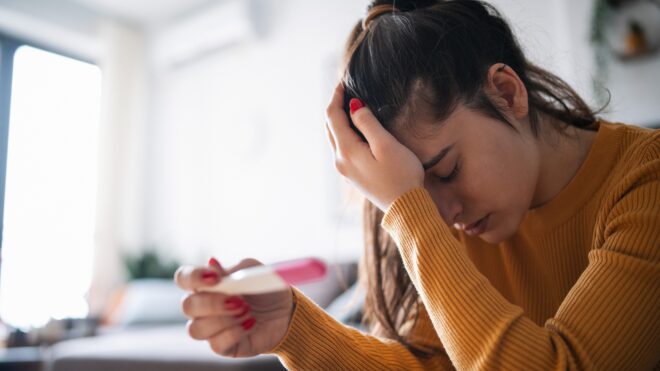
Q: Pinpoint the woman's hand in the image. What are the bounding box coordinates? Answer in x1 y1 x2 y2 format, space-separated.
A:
325 82 424 212
175 258 294 358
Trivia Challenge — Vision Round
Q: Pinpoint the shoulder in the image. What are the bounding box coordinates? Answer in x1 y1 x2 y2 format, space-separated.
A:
593 122 659 263
606 121 658 164
603 121 658 192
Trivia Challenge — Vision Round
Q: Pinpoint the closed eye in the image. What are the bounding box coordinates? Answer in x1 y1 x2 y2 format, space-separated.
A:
438 162 460 183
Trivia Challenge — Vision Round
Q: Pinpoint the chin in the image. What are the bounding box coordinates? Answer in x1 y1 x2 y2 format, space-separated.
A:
478 215 518 244
478 231 504 244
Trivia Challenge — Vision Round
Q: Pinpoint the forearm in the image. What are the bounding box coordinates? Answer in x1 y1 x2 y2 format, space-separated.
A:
382 187 660 370
267 287 453 370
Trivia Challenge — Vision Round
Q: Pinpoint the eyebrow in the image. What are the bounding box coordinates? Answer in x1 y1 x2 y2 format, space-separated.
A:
422 144 454 171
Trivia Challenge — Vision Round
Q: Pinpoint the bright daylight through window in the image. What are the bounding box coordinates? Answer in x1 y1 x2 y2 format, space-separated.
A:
0 46 102 329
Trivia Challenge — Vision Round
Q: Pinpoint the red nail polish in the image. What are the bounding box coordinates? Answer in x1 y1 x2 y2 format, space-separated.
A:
233 305 251 318
224 297 245 310
201 271 218 282
349 98 364 114
241 317 256 330
208 257 221 268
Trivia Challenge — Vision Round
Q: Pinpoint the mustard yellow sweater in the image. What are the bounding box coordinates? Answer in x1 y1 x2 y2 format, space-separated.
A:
268 122 660 370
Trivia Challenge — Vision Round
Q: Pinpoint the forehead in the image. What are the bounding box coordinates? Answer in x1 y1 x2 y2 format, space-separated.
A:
392 105 472 161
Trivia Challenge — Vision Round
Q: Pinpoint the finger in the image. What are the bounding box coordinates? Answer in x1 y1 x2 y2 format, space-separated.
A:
325 122 337 153
224 257 263 275
208 256 228 276
349 101 396 155
174 265 221 291
187 317 233 340
326 82 366 156
207 319 257 357
181 292 251 318
187 313 250 340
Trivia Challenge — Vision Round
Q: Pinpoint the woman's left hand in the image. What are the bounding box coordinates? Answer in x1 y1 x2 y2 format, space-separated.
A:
325 82 424 212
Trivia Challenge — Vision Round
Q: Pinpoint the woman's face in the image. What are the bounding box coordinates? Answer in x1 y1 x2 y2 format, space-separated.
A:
392 104 540 244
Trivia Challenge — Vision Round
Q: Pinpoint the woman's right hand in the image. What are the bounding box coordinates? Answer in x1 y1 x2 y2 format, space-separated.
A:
174 257 295 358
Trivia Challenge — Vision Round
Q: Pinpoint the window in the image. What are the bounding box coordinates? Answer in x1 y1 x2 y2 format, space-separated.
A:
0 42 102 329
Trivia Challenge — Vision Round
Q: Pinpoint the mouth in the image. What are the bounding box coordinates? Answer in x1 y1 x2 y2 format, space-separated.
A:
464 214 490 236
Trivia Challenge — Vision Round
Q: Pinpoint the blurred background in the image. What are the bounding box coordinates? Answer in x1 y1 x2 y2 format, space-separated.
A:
0 0 658 369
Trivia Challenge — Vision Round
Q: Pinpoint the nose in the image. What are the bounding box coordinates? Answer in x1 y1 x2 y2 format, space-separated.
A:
425 186 462 226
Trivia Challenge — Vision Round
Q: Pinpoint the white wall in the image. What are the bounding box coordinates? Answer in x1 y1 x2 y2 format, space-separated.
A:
492 0 660 127
141 0 370 267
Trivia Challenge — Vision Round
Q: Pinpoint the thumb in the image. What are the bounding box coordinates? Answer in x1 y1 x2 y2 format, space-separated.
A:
349 98 396 152
207 256 229 276
225 258 264 275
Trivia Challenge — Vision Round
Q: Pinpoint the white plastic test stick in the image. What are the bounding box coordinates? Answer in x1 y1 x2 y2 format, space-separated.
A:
199 257 327 295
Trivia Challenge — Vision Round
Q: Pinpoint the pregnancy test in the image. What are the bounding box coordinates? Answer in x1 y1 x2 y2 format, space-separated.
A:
200 257 327 295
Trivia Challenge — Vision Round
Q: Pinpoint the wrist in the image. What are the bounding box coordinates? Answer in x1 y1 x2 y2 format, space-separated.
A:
267 287 299 354
384 185 424 212
287 287 297 323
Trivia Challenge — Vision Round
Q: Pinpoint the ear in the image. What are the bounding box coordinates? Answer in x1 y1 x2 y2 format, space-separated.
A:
484 64 528 120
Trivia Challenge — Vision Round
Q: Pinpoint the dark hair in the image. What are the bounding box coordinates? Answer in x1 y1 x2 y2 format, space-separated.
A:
341 0 600 358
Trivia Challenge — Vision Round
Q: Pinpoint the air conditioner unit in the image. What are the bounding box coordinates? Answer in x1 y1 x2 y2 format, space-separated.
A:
152 0 255 69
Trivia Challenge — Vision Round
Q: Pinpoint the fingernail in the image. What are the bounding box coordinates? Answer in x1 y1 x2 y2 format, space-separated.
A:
224 297 245 310
233 305 251 318
349 98 364 114
241 317 256 330
202 270 218 282
208 257 221 269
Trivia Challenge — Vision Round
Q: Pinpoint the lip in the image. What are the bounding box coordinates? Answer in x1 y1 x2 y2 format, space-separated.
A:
465 214 490 236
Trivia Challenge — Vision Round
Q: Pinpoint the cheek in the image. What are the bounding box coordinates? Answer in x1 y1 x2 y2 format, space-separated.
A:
460 161 513 207
462 145 536 223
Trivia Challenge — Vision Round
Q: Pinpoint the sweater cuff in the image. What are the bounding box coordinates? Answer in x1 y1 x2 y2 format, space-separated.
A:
381 187 456 248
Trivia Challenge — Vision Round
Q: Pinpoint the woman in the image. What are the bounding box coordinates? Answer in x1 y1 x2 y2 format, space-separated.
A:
175 1 659 369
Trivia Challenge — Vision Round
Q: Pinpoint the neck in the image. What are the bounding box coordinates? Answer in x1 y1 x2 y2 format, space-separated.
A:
530 117 597 209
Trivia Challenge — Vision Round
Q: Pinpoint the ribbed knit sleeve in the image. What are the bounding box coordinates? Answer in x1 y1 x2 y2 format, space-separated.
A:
381 174 660 370
268 287 455 370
